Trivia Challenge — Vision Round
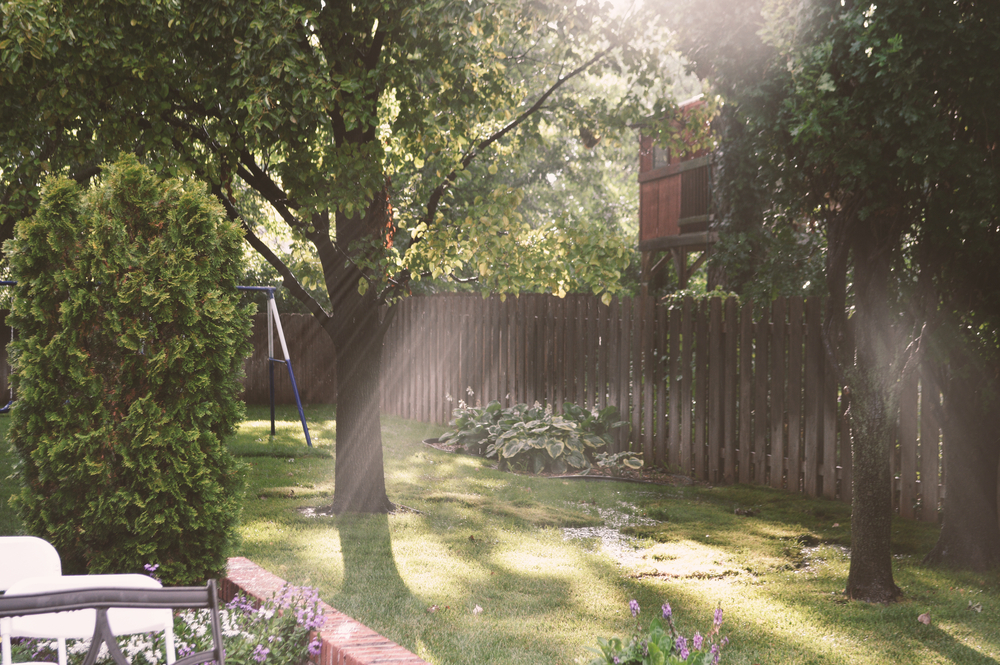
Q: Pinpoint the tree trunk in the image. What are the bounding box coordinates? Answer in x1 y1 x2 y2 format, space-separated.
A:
316 186 396 515
923 345 1000 570
845 358 901 602
323 300 391 514
844 219 902 603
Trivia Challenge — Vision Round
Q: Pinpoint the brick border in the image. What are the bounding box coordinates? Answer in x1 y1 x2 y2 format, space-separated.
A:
221 557 429 665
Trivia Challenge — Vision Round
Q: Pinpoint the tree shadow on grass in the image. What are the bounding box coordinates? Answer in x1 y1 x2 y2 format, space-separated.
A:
917 624 999 665
335 512 413 602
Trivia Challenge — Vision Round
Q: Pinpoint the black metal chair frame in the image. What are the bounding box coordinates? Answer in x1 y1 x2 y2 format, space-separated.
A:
0 580 225 665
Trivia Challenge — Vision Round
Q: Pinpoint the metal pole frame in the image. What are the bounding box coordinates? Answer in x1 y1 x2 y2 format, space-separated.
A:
237 286 312 447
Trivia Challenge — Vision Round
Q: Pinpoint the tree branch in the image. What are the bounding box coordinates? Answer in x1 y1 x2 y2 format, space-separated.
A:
419 45 614 228
213 185 329 320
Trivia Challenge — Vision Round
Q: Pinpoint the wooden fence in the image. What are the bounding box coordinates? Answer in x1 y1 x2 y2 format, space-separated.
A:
380 293 944 520
0 301 945 520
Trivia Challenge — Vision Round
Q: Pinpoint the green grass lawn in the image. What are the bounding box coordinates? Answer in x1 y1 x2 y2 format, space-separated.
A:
2 406 998 665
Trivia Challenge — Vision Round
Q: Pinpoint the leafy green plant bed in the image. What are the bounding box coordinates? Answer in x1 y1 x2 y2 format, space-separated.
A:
437 400 640 475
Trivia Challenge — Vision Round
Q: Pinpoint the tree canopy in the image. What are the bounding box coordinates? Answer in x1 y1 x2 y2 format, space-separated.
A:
1 0 695 512
668 0 1000 594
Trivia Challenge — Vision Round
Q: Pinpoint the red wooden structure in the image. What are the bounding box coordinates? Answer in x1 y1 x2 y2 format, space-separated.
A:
638 97 717 294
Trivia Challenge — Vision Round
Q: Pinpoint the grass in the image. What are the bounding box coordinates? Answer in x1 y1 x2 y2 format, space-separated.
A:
3 405 999 665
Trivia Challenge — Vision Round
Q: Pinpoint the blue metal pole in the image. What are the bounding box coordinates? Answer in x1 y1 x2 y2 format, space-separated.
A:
284 359 312 447
260 287 312 448
269 360 276 437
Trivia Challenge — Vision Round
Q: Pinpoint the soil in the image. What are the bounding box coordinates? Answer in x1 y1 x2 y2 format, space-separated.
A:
421 438 705 487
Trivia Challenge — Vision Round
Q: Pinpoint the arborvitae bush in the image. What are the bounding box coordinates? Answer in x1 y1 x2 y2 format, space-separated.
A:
5 155 253 585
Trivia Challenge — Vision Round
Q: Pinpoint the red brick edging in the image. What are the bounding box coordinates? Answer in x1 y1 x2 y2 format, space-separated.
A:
221 557 430 665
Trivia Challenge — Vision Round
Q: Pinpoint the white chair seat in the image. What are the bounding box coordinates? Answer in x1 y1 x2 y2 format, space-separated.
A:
2 575 175 665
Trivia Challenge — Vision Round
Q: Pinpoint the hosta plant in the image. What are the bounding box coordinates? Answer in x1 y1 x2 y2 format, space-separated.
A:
589 450 645 477
439 398 630 474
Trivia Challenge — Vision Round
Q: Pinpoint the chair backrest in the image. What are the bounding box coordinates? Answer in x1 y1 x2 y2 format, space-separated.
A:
0 537 62 592
1 575 177 665
0 581 223 665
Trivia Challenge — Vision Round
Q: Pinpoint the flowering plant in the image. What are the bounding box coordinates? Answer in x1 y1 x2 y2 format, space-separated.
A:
588 600 728 665
11 585 325 665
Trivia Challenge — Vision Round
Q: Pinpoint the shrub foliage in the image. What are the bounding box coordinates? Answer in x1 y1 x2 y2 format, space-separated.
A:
5 156 253 584
439 400 636 474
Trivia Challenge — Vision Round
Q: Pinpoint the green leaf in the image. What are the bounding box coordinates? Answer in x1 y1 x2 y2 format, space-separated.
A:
544 438 565 459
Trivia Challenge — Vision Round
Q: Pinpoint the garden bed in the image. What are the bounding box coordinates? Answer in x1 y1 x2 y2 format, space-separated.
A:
421 437 702 486
223 557 428 665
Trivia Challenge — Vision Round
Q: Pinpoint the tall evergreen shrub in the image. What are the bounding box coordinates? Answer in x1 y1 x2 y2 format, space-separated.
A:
5 155 253 585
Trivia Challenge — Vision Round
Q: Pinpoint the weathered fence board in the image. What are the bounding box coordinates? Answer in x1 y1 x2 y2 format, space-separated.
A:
787 297 804 493
0 299 958 521
375 294 950 517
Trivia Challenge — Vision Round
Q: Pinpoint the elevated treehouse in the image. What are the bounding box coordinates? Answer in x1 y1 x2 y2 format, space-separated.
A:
638 97 717 295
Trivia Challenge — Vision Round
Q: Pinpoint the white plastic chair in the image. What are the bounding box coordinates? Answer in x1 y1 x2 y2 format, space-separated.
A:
1 574 176 665
0 536 64 665
0 537 62 592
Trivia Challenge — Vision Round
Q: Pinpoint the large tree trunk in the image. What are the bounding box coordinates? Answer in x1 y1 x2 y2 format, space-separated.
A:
329 303 394 514
923 344 1000 570
315 185 396 515
844 220 902 603
845 357 901 602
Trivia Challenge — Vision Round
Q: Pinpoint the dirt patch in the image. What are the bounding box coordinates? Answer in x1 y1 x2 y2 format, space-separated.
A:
629 541 742 580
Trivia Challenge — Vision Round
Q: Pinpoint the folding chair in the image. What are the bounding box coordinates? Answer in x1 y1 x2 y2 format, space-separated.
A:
0 537 62 592
1 575 176 665
0 582 223 665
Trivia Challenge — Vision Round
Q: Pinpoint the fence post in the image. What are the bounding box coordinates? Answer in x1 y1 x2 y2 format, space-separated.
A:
787 297 804 493
770 298 787 490
803 298 822 497
738 300 753 484
723 297 738 484
708 297 723 484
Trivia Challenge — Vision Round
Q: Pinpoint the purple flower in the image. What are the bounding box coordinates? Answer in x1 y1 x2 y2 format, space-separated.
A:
693 631 703 650
676 635 687 656
227 594 258 616
662 602 672 619
714 607 723 627
252 645 269 663
613 658 620 664
710 644 720 664
629 599 640 618
144 563 159 573
308 639 323 657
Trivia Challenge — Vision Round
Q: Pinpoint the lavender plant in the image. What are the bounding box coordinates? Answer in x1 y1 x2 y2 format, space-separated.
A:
11 585 325 665
588 600 728 665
